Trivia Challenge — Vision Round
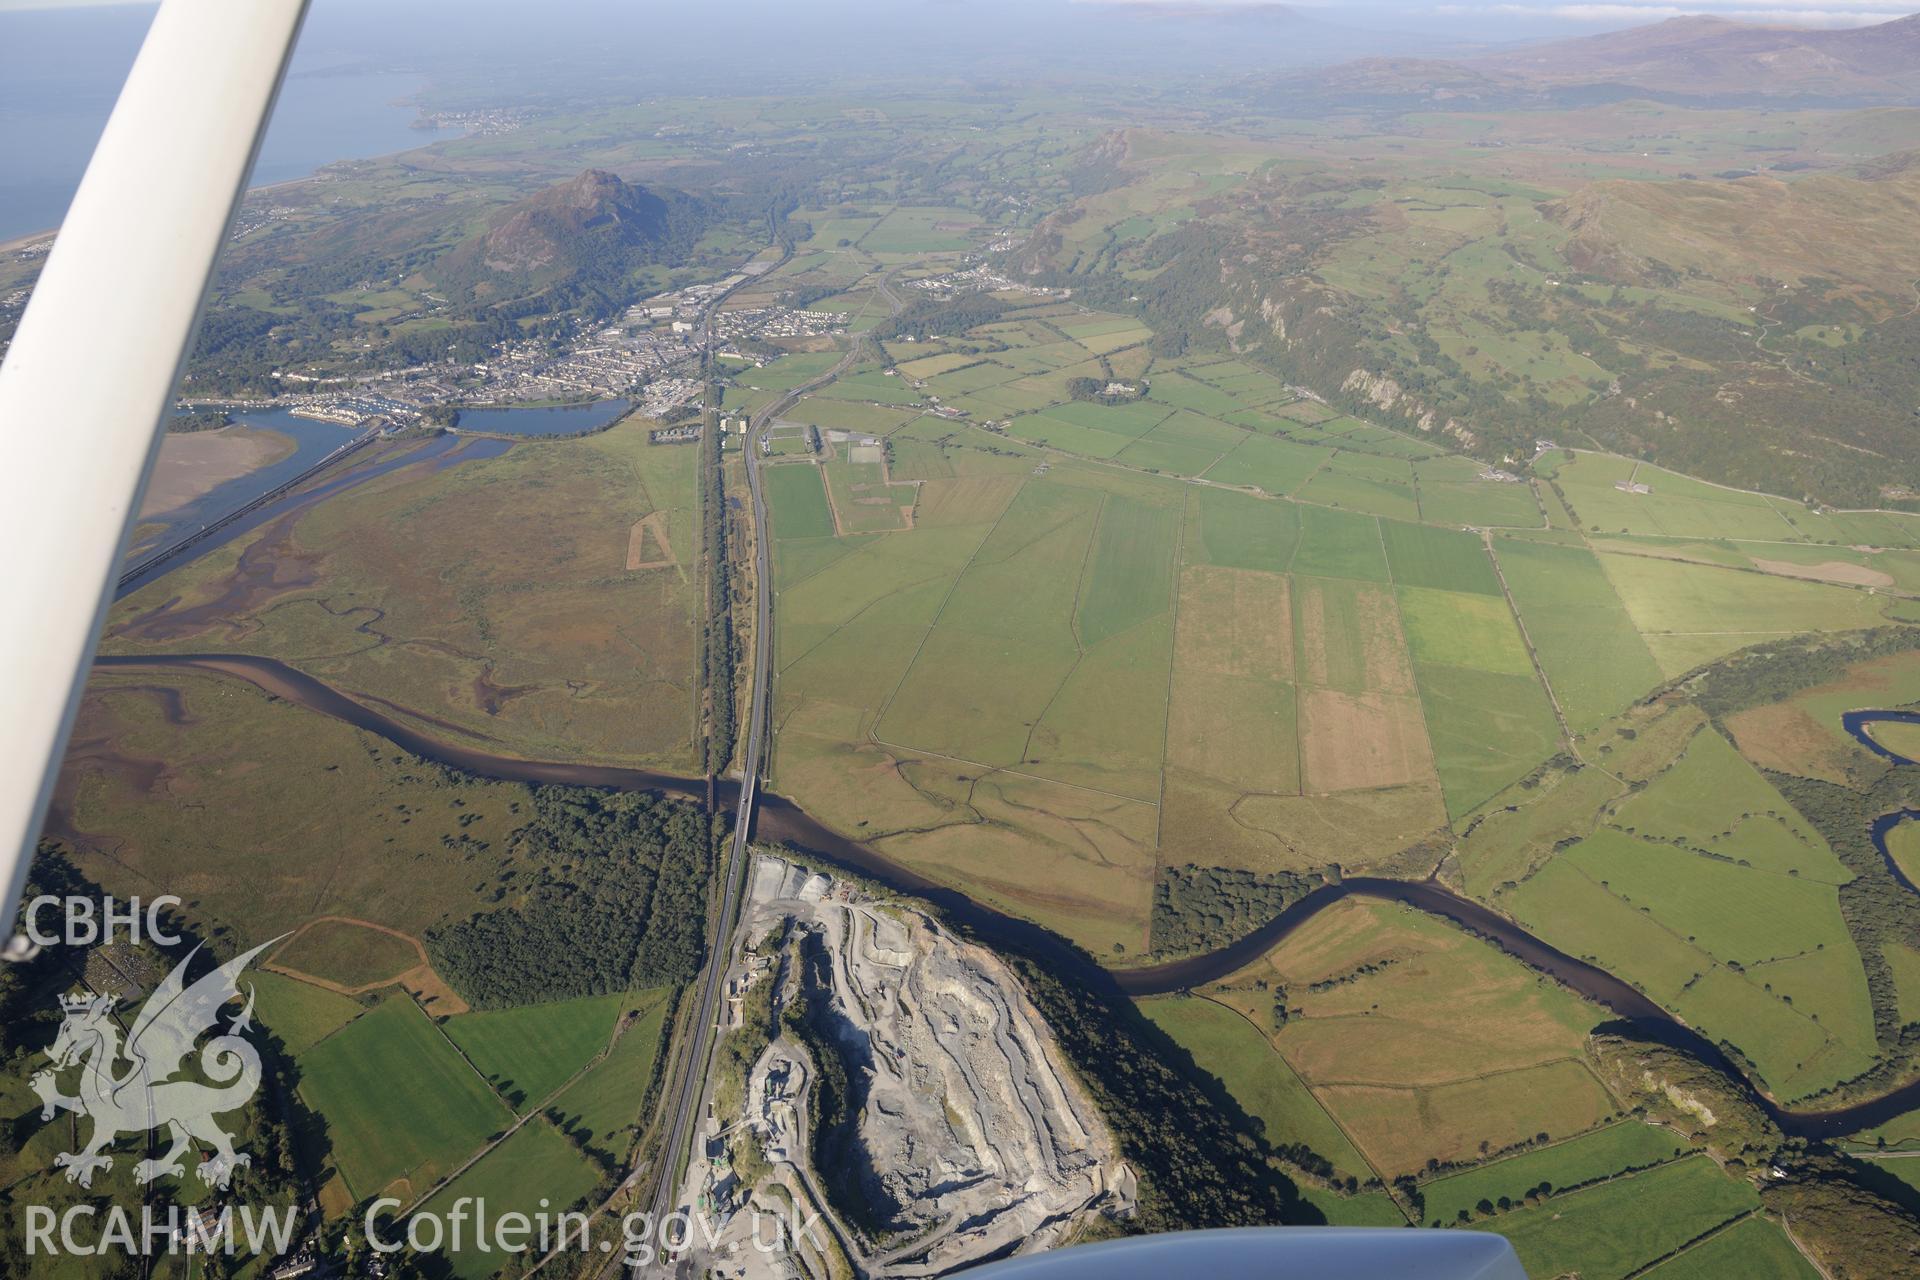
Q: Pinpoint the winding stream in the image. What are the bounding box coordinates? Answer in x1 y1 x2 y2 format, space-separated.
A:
1841 711 1920 894
84 652 1920 1139
1841 709 1920 765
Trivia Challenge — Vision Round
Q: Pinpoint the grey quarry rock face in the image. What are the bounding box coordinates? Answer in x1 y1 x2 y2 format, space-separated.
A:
689 856 1131 1278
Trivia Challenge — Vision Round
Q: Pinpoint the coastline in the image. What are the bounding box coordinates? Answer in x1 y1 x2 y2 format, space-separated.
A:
2 87 460 254
2 170 337 256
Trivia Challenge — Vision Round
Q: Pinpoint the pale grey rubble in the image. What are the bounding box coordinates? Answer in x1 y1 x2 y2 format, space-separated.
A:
672 855 1132 1280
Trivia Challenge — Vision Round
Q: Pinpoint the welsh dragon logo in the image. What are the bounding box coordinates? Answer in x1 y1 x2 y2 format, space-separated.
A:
30 937 281 1190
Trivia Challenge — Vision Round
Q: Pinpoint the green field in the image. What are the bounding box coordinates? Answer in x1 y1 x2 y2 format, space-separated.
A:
251 971 365 1056
1548 453 1801 541
1292 505 1388 582
1457 761 1625 899
1506 849 1871 1100
796 468 1171 951
1007 413 1133 458
1299 1186 1409 1227
299 997 512 1201
1298 466 1420 521
1563 828 1851 965
859 205 977 253
1039 398 1173 436
1420 1122 1686 1226
871 470 1182 802
1889 822 1920 894
1410 660 1561 821
1418 476 1542 528
1596 551 1890 677
1151 369 1248 417
781 396 920 434
1189 487 1300 572
1205 434 1329 496
1138 995 1376 1184
823 456 915 533
814 370 926 405
1080 494 1178 647
1380 521 1500 596
747 351 842 391
1507 856 1716 1004
1641 1217 1821 1280
876 480 1101 764
1117 432 1229 477
1610 728 1851 884
442 993 627 1113
1494 538 1664 733
1397 587 1534 677
1481 1156 1759 1280
766 463 837 539
418 1118 606 1280
547 996 672 1161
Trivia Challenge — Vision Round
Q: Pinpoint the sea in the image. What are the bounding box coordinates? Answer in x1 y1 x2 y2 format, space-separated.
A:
0 4 455 244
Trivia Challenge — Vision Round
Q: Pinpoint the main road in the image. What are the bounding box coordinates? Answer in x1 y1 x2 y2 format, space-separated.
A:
639 267 892 1274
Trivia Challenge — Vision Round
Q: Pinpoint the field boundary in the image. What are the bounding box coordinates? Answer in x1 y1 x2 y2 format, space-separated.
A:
1151 496 1194 895
263 917 468 1013
1195 992 1392 1200
1483 531 1577 756
398 990 666 1218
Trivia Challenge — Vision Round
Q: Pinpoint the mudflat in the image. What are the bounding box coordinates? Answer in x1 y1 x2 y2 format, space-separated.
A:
139 425 297 517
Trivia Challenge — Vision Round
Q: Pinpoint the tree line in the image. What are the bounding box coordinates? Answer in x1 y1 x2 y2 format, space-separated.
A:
699 417 738 775
878 294 1010 342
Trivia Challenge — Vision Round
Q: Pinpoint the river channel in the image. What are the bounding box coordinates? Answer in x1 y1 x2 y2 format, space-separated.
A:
86 651 1920 1139
1841 711 1920 895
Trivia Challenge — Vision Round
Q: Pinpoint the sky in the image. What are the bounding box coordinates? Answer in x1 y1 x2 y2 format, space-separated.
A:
1083 0 1919 27
1 0 1914 28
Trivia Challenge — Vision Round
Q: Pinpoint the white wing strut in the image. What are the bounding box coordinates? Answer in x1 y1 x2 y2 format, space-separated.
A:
0 0 311 948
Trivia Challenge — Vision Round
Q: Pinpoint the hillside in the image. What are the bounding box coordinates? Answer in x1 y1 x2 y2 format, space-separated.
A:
1012 118 1920 505
1476 14 1920 100
433 169 711 301
1255 12 1920 107
1547 157 1920 300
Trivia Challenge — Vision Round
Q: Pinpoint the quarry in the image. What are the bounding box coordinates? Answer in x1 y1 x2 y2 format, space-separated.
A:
672 856 1132 1280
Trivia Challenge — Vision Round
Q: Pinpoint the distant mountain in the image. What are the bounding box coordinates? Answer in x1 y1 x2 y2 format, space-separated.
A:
1474 13 1920 99
435 169 710 300
1252 12 1920 108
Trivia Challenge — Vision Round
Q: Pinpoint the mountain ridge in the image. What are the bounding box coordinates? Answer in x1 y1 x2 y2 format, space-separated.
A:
1253 11 1920 107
